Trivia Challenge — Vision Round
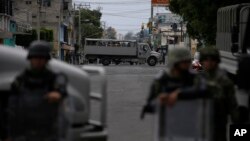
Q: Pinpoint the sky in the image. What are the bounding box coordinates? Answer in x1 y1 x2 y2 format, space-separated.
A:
73 0 168 36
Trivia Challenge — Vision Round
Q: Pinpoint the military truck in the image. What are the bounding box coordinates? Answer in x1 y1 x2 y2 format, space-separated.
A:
216 3 250 76
0 46 108 141
84 38 162 66
216 4 250 109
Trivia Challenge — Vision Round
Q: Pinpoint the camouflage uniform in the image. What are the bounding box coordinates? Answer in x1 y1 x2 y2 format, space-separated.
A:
143 47 238 141
8 41 67 141
200 47 239 141
141 48 207 118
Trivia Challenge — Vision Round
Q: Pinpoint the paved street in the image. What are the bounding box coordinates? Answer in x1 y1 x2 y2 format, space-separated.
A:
104 65 166 141
87 64 215 141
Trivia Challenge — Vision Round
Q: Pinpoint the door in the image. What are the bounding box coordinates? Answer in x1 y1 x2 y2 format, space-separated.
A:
138 44 150 58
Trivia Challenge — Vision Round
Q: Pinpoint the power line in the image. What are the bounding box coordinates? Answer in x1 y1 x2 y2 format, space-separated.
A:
103 13 149 19
103 9 151 14
111 25 141 27
103 8 150 12
74 1 150 5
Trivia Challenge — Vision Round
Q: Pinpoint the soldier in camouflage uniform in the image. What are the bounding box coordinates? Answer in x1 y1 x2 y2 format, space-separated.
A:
198 47 239 141
6 41 67 141
141 47 207 118
142 47 239 141
164 47 239 141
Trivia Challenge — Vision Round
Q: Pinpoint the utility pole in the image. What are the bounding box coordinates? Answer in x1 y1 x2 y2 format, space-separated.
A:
150 4 153 34
74 2 90 54
101 21 106 38
150 3 154 49
37 0 42 40
180 21 183 42
58 0 62 60
78 4 82 50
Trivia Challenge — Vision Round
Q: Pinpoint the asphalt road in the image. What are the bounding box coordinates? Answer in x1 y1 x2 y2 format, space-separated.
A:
88 64 214 141
104 64 166 141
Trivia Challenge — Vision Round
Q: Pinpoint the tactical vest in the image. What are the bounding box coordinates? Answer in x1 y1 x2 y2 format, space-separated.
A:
8 76 60 139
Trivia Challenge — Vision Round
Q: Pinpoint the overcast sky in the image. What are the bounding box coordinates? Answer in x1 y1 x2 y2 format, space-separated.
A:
73 0 168 35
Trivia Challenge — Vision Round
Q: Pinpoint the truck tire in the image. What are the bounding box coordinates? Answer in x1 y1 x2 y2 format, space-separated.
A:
147 57 157 66
102 59 110 66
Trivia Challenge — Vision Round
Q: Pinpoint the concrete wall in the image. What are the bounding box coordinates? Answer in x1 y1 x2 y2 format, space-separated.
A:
13 0 74 55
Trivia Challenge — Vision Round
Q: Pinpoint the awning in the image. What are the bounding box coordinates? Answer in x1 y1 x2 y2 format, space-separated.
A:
61 43 75 51
0 31 13 38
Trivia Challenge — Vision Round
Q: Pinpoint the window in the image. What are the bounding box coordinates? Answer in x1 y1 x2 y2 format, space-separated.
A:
63 2 69 10
11 23 15 29
143 46 148 52
43 0 51 7
26 1 32 5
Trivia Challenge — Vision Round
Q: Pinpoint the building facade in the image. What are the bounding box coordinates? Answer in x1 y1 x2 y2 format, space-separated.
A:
153 13 186 47
13 0 75 60
0 0 16 47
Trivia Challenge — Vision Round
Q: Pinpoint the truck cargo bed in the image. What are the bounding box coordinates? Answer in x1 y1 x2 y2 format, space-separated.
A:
85 46 137 57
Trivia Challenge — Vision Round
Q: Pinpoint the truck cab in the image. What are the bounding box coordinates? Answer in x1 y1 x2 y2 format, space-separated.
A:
137 43 162 66
0 46 108 141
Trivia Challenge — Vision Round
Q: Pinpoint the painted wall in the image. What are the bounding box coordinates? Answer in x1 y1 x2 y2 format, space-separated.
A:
4 20 16 47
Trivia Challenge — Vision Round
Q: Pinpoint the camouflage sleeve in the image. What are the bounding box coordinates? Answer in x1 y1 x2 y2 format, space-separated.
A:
147 80 161 103
141 79 162 119
224 78 239 123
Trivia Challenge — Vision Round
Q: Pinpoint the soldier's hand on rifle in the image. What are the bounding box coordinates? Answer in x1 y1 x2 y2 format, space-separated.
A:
46 91 62 103
166 90 180 107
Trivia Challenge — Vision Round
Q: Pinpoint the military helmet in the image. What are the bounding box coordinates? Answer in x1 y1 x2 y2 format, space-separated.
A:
27 40 51 60
199 46 220 62
167 47 191 68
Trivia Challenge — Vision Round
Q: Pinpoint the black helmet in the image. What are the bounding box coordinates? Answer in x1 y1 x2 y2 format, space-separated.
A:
199 46 220 62
27 40 51 60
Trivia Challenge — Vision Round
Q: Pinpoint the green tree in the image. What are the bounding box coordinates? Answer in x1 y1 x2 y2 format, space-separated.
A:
124 32 134 40
169 0 249 45
104 26 117 39
75 9 103 44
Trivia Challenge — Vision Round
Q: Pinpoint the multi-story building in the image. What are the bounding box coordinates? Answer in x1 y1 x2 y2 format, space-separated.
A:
152 13 186 47
13 0 75 60
0 0 16 47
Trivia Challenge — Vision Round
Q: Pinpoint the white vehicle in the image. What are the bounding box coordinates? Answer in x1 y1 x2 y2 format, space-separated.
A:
0 46 108 141
84 38 162 66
